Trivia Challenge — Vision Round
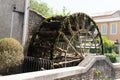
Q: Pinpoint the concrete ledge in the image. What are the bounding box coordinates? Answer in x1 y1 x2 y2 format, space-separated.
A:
78 55 113 73
0 66 85 80
0 55 116 80
113 63 120 69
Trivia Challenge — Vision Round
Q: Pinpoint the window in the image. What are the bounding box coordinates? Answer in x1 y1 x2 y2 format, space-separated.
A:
110 23 117 34
101 24 107 35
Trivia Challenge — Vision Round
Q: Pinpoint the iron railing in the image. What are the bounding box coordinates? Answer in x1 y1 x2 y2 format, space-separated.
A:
22 56 52 73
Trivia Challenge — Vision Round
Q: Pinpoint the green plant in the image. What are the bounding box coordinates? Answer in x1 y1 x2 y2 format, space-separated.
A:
30 0 53 17
105 52 117 63
90 36 115 54
102 36 114 53
93 68 101 80
0 38 24 72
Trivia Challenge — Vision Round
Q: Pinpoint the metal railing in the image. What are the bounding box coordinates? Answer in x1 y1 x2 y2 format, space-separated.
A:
0 56 52 75
22 56 52 73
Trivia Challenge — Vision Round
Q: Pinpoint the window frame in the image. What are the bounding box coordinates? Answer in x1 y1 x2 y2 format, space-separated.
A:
110 23 117 35
101 23 107 35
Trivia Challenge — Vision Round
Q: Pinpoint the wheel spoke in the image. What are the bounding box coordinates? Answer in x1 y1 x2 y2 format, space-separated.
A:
61 32 83 58
67 19 74 36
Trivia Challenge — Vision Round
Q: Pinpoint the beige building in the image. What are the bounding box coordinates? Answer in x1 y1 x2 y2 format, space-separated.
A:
92 10 120 42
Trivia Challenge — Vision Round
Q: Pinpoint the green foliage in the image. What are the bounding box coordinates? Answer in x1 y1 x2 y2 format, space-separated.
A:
105 52 117 63
54 6 71 16
62 6 71 16
30 0 53 17
102 36 114 53
30 0 71 17
101 36 117 63
93 68 101 79
0 38 24 71
89 36 115 55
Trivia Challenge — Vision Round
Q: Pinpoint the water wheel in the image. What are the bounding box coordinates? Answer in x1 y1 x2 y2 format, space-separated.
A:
27 13 103 68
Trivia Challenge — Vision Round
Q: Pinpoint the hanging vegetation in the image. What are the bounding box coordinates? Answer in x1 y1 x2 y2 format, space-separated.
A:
27 13 103 68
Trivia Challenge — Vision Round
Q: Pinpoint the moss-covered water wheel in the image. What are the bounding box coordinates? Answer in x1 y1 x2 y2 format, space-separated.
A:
28 13 103 68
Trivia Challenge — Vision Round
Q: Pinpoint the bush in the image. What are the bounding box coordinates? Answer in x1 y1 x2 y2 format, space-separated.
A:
102 36 114 53
105 52 117 63
89 36 114 54
0 38 24 74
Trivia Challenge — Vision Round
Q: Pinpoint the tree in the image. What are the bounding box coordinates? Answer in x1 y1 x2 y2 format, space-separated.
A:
30 0 53 17
54 6 71 16
30 0 70 17
62 6 71 16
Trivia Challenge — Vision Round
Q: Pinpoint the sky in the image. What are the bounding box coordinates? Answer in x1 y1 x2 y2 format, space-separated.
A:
37 0 120 15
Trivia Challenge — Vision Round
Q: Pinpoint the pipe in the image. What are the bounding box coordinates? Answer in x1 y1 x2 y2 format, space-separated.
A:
10 12 14 37
22 0 29 47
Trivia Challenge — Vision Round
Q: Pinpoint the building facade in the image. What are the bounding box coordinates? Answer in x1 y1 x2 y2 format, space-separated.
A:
0 0 29 46
92 10 120 42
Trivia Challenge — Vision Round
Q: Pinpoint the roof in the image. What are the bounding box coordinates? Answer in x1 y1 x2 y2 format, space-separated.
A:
94 17 120 23
29 9 45 19
91 10 119 17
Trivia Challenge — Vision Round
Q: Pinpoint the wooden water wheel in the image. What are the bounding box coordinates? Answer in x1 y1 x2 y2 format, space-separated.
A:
27 13 103 68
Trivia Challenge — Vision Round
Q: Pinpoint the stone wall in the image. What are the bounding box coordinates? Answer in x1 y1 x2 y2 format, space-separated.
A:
113 63 120 79
1 55 120 80
0 0 25 43
24 10 45 55
56 56 115 80
28 10 45 39
0 1 44 49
